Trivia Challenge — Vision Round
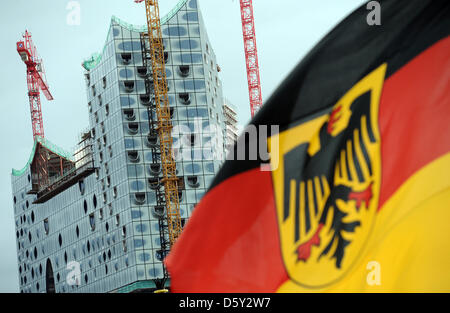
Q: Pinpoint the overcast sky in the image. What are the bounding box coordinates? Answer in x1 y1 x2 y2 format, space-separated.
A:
0 0 364 292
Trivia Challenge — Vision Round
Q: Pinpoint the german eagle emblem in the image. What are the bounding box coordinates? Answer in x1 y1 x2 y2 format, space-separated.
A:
269 64 386 287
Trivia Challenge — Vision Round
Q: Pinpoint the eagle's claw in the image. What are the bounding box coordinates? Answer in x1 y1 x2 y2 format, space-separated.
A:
349 182 373 210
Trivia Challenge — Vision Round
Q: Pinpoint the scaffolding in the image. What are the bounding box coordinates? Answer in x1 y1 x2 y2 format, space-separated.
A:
140 31 186 289
142 1 183 249
30 131 96 204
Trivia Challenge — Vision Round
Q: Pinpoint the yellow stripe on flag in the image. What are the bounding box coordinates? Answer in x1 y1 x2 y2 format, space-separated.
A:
277 153 450 292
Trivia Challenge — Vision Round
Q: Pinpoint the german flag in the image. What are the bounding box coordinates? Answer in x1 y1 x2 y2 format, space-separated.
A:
166 1 450 292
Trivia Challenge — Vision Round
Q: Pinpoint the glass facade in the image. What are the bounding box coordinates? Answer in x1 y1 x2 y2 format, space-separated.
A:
11 0 228 293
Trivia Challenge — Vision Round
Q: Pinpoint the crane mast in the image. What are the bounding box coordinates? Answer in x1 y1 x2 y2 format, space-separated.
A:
16 30 53 140
239 0 263 117
136 0 182 247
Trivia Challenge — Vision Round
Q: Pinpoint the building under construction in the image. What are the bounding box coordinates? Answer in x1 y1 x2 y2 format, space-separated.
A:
11 0 237 293
223 98 239 153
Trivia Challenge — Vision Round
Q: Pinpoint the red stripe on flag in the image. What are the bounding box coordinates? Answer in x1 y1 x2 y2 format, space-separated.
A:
166 168 288 292
378 37 450 209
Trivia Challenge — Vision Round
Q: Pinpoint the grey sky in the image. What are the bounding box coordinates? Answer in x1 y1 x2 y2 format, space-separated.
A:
0 0 363 292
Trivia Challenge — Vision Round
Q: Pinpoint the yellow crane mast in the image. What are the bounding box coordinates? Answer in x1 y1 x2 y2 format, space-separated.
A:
136 0 182 246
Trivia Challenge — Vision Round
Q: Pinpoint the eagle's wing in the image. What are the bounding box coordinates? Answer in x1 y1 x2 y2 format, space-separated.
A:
334 90 376 185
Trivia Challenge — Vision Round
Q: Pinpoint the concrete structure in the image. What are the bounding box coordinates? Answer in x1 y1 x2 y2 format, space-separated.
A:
11 0 231 293
223 98 239 153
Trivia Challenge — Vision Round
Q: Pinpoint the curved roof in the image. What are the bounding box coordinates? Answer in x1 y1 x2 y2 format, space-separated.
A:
82 0 188 71
12 136 73 177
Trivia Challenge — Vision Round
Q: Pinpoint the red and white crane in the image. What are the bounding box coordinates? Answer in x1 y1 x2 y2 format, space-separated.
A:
239 0 262 117
17 30 53 139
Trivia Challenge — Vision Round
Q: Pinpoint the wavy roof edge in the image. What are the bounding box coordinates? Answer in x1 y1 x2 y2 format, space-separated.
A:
82 0 189 71
12 136 74 177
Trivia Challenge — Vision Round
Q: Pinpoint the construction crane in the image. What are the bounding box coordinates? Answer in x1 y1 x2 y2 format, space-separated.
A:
239 0 263 117
135 0 182 248
16 30 53 139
